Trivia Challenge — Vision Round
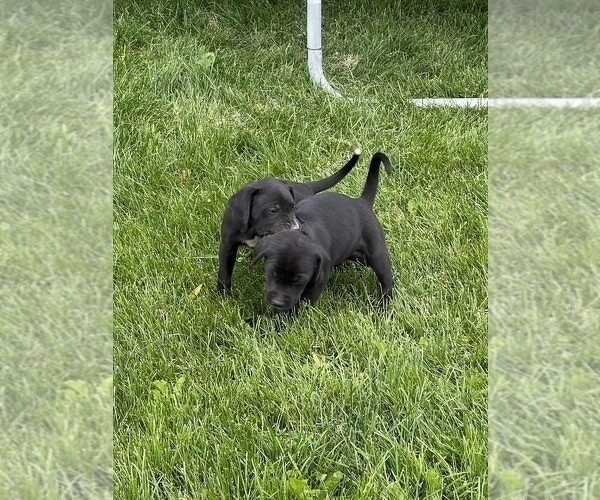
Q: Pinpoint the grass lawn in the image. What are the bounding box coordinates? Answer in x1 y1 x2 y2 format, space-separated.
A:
0 1 112 497
489 110 600 499
489 2 600 497
489 0 600 97
114 0 487 498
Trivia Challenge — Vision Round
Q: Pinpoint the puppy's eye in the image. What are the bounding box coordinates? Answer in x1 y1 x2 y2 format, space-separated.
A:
271 270 279 279
268 206 280 214
290 276 301 283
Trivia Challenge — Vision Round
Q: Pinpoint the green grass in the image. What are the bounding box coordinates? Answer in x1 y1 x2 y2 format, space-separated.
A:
114 1 487 498
488 2 600 495
489 0 600 97
0 1 112 497
489 110 600 498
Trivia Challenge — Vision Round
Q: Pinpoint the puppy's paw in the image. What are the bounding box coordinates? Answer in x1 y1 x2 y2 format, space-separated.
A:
371 287 393 311
216 281 232 296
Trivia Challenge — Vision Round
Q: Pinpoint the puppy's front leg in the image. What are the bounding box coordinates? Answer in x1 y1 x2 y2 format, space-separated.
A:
301 281 328 306
217 239 240 293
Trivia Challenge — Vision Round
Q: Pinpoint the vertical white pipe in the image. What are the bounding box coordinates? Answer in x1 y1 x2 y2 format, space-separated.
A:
307 0 341 98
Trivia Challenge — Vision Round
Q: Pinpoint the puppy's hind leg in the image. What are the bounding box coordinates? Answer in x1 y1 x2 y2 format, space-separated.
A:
367 248 394 301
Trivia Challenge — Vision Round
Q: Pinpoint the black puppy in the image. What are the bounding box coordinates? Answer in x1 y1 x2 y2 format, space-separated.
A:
253 152 393 313
217 150 361 292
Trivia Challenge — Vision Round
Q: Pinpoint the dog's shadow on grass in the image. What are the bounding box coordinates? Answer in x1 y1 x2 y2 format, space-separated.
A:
243 310 297 334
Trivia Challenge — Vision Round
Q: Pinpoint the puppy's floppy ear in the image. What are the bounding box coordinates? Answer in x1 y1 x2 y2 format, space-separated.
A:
313 247 331 284
280 180 301 203
251 237 269 266
227 184 260 233
251 249 267 267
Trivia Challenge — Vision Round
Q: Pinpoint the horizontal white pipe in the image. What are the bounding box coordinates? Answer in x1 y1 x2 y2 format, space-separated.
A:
412 98 600 109
412 98 486 108
489 98 600 108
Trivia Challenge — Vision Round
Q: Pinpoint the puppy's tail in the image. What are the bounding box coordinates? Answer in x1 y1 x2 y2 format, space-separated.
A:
360 152 393 207
304 149 361 193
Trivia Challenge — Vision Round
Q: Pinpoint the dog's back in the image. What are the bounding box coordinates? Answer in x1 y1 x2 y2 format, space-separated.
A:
297 194 383 264
296 152 392 265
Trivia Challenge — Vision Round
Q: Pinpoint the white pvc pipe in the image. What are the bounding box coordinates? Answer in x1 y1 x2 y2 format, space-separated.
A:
489 98 600 108
307 0 341 98
412 97 600 109
412 98 487 108
305 2 600 109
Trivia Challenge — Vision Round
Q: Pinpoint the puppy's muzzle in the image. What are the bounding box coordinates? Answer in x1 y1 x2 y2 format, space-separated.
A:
259 218 300 237
269 297 287 311
283 217 300 231
266 292 293 312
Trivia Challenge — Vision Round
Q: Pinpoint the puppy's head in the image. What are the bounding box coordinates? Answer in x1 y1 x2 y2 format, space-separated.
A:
253 232 329 313
226 179 300 241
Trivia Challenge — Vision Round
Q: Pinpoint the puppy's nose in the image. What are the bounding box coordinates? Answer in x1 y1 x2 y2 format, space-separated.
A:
269 297 287 310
